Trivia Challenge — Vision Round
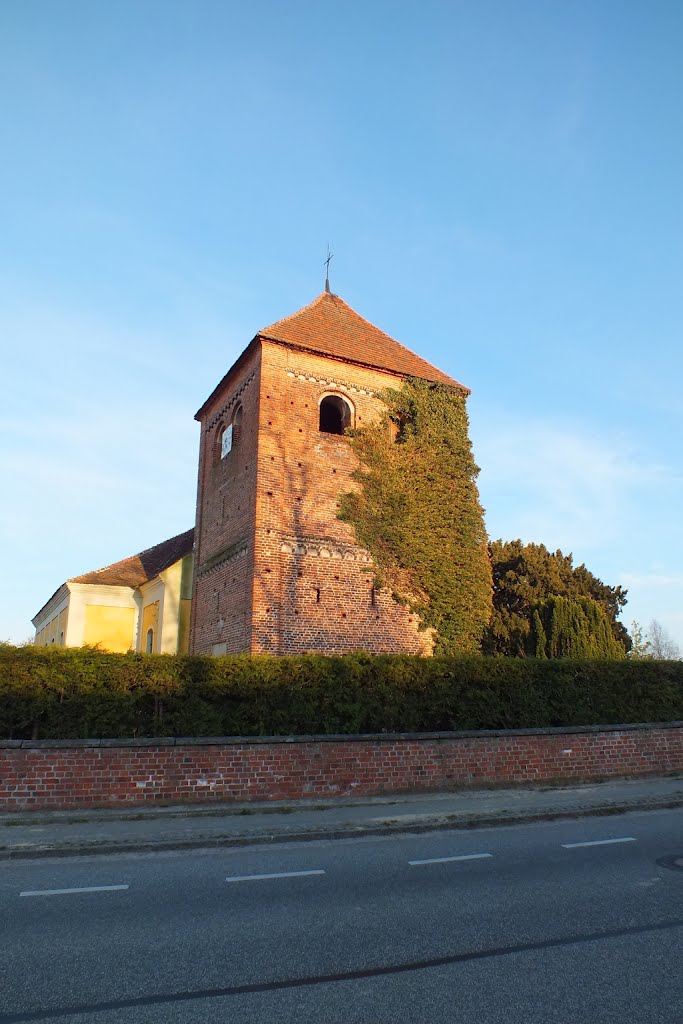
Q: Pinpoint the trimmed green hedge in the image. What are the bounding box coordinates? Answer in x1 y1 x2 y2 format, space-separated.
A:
1 644 682 740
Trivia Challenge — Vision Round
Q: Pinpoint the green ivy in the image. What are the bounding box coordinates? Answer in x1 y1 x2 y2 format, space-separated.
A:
338 377 493 654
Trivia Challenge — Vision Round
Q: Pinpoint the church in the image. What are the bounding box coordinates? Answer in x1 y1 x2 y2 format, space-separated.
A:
33 288 470 656
32 530 194 655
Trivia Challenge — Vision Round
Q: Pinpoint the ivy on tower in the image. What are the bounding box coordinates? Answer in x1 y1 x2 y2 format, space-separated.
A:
339 377 493 655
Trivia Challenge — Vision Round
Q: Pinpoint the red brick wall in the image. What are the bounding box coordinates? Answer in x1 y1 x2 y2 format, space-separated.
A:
190 335 434 656
251 341 432 655
190 347 261 655
2 724 681 811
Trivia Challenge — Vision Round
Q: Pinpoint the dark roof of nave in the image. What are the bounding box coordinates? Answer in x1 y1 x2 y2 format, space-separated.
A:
69 529 195 588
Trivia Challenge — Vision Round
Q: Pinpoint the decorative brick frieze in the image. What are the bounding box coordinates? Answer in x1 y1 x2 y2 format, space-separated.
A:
278 537 372 562
195 541 249 580
285 368 377 398
204 371 257 432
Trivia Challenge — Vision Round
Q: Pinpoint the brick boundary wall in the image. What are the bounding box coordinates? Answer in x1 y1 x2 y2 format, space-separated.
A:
1 722 682 811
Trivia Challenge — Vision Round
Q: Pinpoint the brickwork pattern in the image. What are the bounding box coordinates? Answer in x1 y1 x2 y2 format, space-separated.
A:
191 332 433 656
252 342 432 655
190 349 261 655
2 725 681 810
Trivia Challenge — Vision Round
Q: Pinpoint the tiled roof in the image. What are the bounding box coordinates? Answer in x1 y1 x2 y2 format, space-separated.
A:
259 291 467 391
69 529 194 589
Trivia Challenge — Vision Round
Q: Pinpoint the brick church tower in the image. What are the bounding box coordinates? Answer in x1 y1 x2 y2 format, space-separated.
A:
189 289 467 656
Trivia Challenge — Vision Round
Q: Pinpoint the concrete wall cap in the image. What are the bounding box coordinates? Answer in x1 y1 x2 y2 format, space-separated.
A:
97 737 178 748
6 721 683 749
19 738 103 749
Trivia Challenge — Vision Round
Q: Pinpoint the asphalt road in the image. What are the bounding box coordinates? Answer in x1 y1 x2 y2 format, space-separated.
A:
1 808 682 1023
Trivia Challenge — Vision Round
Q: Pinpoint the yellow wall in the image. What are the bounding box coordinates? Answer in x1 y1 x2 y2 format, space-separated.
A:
178 598 192 654
158 560 181 654
142 601 160 653
34 589 71 646
83 605 136 652
34 553 193 653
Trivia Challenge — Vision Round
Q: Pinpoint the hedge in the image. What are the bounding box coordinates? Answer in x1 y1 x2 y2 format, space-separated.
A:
1 644 682 740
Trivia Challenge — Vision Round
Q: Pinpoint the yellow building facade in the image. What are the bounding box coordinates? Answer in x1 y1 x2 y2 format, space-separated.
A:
33 530 194 655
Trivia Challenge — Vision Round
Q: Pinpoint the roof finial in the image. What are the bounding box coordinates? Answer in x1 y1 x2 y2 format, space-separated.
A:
324 244 334 293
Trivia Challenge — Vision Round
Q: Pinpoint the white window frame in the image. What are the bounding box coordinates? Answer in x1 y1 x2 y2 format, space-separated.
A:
221 424 233 459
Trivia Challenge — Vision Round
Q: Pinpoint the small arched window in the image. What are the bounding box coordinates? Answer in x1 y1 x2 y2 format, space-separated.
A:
232 404 243 444
219 405 243 461
219 422 233 460
319 394 353 435
146 628 154 654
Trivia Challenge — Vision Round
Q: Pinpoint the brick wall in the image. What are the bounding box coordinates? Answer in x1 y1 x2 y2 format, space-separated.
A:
190 346 261 655
2 724 681 811
252 340 431 655
191 334 434 656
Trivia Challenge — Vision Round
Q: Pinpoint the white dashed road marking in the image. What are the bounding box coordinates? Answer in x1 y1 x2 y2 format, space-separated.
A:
409 853 493 866
225 870 325 883
562 837 636 849
20 885 130 897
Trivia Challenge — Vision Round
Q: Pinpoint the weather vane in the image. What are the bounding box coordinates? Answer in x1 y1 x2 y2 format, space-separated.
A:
324 244 334 293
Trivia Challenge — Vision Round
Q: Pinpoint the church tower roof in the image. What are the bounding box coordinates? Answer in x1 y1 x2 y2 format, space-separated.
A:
259 291 467 392
195 290 468 420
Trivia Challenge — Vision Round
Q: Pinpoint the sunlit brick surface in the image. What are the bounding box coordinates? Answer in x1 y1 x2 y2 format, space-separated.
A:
190 332 432 656
2 724 681 810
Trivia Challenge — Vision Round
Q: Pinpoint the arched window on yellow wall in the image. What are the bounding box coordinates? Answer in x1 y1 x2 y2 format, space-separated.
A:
146 628 154 654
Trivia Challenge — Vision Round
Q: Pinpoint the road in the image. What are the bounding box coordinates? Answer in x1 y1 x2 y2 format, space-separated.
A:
1 808 682 1023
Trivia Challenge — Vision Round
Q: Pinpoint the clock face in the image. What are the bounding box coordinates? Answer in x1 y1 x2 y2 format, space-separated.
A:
221 424 233 458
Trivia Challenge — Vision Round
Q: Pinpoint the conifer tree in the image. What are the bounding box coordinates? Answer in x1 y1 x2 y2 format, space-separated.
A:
486 540 630 656
530 596 626 658
532 610 547 658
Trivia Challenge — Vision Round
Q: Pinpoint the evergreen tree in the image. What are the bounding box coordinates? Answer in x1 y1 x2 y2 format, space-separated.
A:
486 540 630 657
532 609 547 659
531 596 626 659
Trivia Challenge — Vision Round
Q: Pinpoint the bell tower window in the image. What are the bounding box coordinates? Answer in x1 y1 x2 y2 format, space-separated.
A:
319 394 353 435
220 424 233 459
218 405 243 461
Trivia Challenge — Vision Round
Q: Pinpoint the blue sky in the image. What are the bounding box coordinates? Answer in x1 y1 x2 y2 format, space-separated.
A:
1 0 681 649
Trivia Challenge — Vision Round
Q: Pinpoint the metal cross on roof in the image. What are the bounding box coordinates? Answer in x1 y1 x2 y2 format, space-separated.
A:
324 245 334 293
